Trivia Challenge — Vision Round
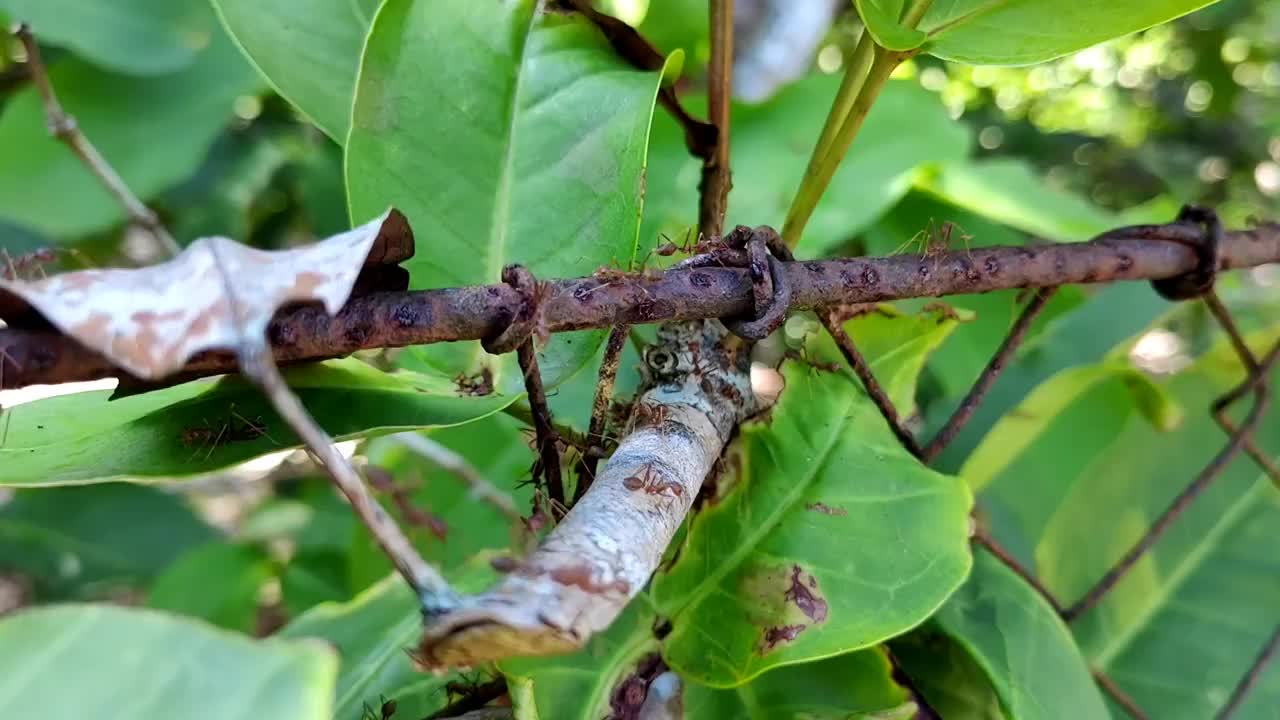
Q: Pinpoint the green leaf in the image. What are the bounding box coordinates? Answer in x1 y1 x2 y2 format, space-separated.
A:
684 648 914 718
282 564 496 720
0 358 510 485
346 0 672 387
973 332 1280 718
961 363 1183 493
652 310 974 687
933 549 1109 719
918 160 1118 242
919 1 1219 66
346 414 533 589
891 628 1007 719
0 604 337 719
641 76 970 258
0 0 215 75
0 25 260 239
0 483 217 598
212 0 380 140
147 542 274 633
854 1 928 51
502 600 658 719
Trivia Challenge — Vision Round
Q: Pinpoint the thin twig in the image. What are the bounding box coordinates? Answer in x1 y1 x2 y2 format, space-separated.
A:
237 344 456 613
559 0 717 161
823 311 924 457
575 323 628 501
973 529 1064 615
1203 292 1280 487
393 433 522 522
699 0 734 240
1093 669 1151 720
13 25 180 257
515 340 565 510
1215 623 1280 719
5 223 1280 390
1063 339 1279 621
922 288 1057 462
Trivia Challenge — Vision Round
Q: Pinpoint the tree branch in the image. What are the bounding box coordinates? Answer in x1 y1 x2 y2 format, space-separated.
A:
4 222 1278 390
14 25 180 257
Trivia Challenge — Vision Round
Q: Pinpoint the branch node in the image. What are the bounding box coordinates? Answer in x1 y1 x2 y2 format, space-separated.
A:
1151 204 1222 301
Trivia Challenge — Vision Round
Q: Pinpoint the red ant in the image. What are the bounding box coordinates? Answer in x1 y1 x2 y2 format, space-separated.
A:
1 248 58 281
622 464 683 499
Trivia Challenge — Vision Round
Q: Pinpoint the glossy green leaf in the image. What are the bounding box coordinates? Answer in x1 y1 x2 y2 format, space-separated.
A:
933 549 1109 719
891 628 1007 719
502 600 658 719
0 359 510 485
0 483 217 599
0 26 260 239
346 0 671 387
854 1 928 51
973 332 1280 718
347 413 533 589
918 160 1118 242
282 564 497 720
684 648 914 718
641 76 970 258
147 542 274 633
653 310 974 687
212 0 380 140
0 604 337 719
962 363 1183 493
0 0 215 75
918 1 1219 66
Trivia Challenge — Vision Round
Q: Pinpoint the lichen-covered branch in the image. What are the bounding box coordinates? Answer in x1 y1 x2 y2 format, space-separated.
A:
5 222 1278 390
414 321 754 667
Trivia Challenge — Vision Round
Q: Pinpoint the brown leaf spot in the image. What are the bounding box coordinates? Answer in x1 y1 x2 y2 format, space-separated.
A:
784 566 829 623
804 502 847 517
549 563 631 595
69 311 112 350
291 271 327 298
760 624 805 651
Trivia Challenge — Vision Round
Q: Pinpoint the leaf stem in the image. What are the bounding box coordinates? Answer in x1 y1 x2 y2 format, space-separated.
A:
782 0 935 249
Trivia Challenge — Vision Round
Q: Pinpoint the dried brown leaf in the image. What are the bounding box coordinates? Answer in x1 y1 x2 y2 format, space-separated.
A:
0 209 411 379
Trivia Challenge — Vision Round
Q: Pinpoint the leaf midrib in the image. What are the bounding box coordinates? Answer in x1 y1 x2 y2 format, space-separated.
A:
1090 480 1271 669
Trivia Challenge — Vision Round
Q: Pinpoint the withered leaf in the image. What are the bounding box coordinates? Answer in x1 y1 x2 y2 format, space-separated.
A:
0 209 411 380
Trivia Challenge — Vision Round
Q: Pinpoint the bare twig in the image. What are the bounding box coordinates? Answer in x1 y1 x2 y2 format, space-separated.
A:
393 433 522 523
516 340 565 511
1203 292 1280 487
1093 669 1151 720
973 529 1064 615
1063 339 1279 621
559 0 716 161
4 223 1280 390
921 288 1057 462
1215 623 1280 719
13 25 180 257
575 323 628 501
823 310 923 457
699 0 734 239
237 345 456 613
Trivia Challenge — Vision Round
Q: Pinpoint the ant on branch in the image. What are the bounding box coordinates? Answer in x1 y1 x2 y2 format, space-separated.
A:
894 220 973 265
622 463 683 499
1 247 58 281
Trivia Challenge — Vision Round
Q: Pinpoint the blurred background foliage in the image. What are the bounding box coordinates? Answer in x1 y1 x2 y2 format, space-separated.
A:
0 0 1277 716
